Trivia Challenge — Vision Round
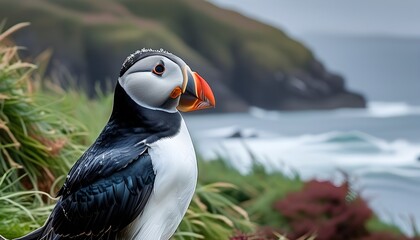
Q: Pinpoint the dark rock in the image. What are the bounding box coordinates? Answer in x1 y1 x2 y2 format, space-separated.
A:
227 130 258 139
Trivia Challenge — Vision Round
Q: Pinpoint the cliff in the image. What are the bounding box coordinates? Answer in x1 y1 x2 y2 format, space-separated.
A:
0 0 366 112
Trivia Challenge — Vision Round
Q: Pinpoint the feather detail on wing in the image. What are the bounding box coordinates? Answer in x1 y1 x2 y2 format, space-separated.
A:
46 152 155 239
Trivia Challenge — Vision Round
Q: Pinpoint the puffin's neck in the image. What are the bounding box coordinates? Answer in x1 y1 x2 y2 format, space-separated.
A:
107 83 182 142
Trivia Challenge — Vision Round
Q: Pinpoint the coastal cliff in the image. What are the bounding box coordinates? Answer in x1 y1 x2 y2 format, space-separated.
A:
0 0 365 112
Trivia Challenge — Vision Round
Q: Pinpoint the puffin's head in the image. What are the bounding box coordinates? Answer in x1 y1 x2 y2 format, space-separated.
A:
118 49 215 113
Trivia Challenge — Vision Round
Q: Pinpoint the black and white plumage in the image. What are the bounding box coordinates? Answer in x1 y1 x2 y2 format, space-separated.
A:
16 49 215 240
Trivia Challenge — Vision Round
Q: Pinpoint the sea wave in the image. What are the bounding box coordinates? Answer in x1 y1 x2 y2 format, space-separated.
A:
195 130 420 176
249 101 420 119
248 106 283 120
366 101 420 118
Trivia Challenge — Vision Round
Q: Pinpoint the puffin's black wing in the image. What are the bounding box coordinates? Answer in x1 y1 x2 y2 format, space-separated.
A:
15 146 155 240
58 120 150 197
46 151 155 239
35 115 157 239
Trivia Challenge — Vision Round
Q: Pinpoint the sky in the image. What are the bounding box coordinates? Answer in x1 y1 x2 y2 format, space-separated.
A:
209 0 420 38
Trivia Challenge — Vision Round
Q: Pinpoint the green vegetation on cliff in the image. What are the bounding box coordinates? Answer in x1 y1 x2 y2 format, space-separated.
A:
0 0 365 112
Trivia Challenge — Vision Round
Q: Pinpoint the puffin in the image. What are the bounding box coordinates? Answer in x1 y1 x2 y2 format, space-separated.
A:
16 49 215 240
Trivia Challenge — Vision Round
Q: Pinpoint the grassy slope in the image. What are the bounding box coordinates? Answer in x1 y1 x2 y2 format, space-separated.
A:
0 0 317 112
119 0 312 71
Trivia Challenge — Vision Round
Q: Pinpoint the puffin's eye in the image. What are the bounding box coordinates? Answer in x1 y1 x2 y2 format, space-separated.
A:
153 64 165 76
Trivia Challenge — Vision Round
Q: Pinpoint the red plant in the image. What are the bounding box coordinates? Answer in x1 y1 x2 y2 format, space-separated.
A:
274 180 372 240
230 229 277 240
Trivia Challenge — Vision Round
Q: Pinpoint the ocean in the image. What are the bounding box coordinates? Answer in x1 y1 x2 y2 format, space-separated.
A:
185 35 420 235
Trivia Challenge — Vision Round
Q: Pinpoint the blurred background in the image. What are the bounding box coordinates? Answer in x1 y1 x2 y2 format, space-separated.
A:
1 0 419 238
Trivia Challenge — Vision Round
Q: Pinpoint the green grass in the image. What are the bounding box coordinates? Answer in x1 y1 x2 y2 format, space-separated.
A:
0 23 88 239
367 216 403 235
0 23 85 189
198 159 303 228
0 168 54 238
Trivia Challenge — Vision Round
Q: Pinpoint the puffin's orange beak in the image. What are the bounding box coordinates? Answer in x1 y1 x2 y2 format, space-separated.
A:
177 69 215 112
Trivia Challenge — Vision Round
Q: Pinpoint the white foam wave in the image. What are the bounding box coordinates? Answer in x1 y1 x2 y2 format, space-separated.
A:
366 101 420 118
249 102 420 120
195 130 420 176
249 106 282 120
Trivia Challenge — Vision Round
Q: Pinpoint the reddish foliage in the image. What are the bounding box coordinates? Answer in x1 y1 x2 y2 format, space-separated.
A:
274 180 372 240
230 229 277 240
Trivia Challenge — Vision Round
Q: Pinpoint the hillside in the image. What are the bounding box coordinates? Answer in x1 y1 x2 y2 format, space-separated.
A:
0 0 365 112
